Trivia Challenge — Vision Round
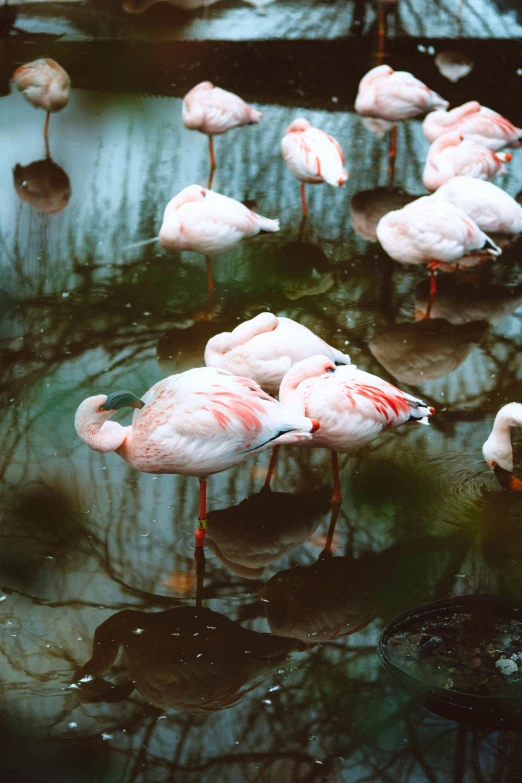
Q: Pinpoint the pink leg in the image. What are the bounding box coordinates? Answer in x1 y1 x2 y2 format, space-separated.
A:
426 261 441 318
263 445 280 491
300 183 308 217
323 502 341 555
331 451 341 504
44 111 51 158
195 477 207 549
205 257 215 295
297 214 308 241
208 136 216 189
388 125 397 188
377 4 386 60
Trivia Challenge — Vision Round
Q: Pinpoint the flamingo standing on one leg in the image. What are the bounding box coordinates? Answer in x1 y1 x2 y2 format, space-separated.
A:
262 355 434 504
483 404 522 492
355 64 448 186
423 133 511 191
376 196 502 315
159 185 279 294
280 118 348 225
12 58 70 157
204 312 351 395
423 101 522 151
74 369 319 558
182 81 262 189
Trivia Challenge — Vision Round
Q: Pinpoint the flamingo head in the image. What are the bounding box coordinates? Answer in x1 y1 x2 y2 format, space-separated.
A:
482 434 522 491
283 355 336 389
284 118 312 135
100 390 145 412
359 64 394 88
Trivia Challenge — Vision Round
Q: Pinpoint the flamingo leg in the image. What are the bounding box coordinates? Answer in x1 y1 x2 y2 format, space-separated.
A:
263 445 280 491
300 182 308 217
43 110 51 158
208 136 216 189
195 541 206 608
331 451 341 505
388 124 397 188
323 502 341 556
377 3 386 61
426 261 440 318
205 256 215 295
297 214 308 241
195 477 207 550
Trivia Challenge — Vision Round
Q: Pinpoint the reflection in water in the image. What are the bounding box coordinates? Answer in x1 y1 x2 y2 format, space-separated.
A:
370 318 488 384
350 186 417 241
414 278 522 326
434 50 474 83
275 239 335 299
73 606 300 713
13 157 71 214
206 487 331 578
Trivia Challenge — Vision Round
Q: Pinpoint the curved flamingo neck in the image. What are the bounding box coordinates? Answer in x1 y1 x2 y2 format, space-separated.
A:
75 406 129 454
491 403 522 442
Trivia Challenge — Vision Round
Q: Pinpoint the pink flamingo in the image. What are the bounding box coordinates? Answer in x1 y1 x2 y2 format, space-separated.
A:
74 369 319 554
432 176 522 234
182 81 262 188
12 58 70 157
423 133 512 191
280 118 348 217
483 404 522 492
204 312 351 395
376 196 501 314
355 64 448 183
264 355 434 504
423 101 522 151
159 185 279 293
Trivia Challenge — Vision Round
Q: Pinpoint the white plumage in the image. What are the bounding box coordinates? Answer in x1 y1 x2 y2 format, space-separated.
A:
432 176 522 234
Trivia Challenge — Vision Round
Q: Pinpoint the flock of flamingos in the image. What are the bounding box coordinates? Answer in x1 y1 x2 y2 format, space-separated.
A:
11 52 522 561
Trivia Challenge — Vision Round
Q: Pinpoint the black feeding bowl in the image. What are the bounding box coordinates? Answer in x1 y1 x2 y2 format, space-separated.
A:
378 595 522 727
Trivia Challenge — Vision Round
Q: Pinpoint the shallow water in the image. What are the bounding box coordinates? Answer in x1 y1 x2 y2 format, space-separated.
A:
2 1 522 781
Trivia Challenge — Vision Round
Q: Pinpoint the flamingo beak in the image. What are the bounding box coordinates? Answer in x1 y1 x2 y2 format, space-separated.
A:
101 390 145 412
494 464 522 492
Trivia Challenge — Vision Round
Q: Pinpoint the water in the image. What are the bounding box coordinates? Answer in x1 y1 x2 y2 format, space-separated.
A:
2 1 522 781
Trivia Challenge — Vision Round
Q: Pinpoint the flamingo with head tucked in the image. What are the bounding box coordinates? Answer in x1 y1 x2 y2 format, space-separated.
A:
432 176 522 235
423 133 511 191
12 58 70 156
423 101 522 151
182 81 262 188
74 368 319 554
159 185 279 293
483 404 522 492
204 312 351 395
280 118 348 217
264 355 434 503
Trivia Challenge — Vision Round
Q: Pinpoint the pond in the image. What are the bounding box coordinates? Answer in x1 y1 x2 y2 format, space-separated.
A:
1 1 522 781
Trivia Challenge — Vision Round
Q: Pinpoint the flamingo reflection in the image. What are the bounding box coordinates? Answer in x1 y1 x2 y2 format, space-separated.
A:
13 157 70 214
350 187 418 242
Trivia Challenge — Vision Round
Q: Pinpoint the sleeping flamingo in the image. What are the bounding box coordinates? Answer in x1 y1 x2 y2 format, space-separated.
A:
12 58 70 157
423 101 522 151
432 176 522 234
423 133 511 191
204 312 351 394
264 355 434 503
182 81 262 188
74 369 319 554
355 64 448 183
483 404 522 492
376 196 501 312
280 118 348 217
159 185 279 293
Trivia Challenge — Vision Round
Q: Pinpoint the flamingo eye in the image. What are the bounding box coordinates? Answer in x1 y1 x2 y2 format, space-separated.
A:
200 190 206 197
326 366 335 374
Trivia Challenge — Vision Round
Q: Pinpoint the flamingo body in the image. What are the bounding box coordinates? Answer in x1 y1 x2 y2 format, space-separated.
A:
280 118 348 187
355 64 448 122
159 185 279 256
182 81 262 136
376 196 501 266
432 176 522 234
279 356 433 454
483 404 522 491
204 312 351 394
74 367 317 478
423 101 522 151
12 58 69 113
423 133 511 191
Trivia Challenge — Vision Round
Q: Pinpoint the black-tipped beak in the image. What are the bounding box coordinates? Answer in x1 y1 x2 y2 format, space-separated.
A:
101 390 145 412
494 464 522 492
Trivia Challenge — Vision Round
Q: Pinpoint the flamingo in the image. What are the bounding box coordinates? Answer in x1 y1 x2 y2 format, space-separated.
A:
482 404 522 492
74 368 319 554
159 185 279 293
280 118 348 218
263 355 434 504
434 51 474 83
376 196 501 314
182 81 262 188
423 101 522 151
431 176 522 234
204 312 351 395
12 58 70 157
423 133 512 191
355 64 448 184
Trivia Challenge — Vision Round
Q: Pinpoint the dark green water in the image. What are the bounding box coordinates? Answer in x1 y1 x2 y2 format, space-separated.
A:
1 1 522 781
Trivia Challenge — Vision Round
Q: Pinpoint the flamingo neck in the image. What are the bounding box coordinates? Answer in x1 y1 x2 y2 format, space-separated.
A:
488 403 522 470
279 369 308 414
75 407 130 454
